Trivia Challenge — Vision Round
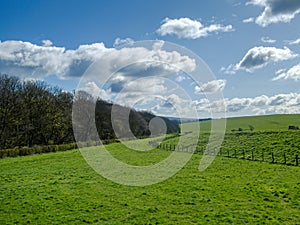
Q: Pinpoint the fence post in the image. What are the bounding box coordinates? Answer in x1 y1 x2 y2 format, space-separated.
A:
283 152 286 164
242 150 245 159
295 154 298 166
234 150 237 158
271 152 275 163
227 149 230 157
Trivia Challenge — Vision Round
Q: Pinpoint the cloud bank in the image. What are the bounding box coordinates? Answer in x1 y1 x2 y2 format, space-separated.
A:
194 92 300 116
156 17 234 39
0 40 196 81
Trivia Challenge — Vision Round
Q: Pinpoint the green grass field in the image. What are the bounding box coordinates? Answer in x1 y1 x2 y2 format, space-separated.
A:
1 146 300 224
198 114 300 132
1 114 300 224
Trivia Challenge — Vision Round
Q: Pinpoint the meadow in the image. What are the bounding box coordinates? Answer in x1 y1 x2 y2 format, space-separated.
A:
1 146 300 224
197 113 300 132
1 114 300 224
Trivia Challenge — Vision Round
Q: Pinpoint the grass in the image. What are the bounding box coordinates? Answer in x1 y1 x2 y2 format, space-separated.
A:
1 114 300 224
1 145 300 224
162 130 300 165
198 114 300 132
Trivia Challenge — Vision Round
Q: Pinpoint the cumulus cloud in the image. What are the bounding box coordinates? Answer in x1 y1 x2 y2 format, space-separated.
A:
195 80 226 94
221 46 297 74
156 17 234 39
0 40 196 81
273 63 300 81
151 93 199 118
78 82 113 100
80 81 99 97
261 36 276 43
0 40 109 78
246 0 300 27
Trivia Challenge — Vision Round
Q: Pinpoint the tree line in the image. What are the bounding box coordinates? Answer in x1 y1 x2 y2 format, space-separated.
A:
0 74 179 149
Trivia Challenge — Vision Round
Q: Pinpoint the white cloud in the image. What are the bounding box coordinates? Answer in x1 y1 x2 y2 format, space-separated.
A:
79 82 113 100
194 92 300 116
286 38 300 45
195 80 226 94
261 36 276 43
80 81 101 97
123 77 167 94
42 40 53 47
273 63 300 81
0 40 109 79
153 93 199 118
175 75 186 82
246 0 300 27
156 17 234 39
222 46 297 74
243 17 255 23
113 37 134 47
0 40 196 81
227 93 300 114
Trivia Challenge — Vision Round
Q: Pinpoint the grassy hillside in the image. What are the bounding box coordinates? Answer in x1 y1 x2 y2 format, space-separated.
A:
198 114 300 132
1 146 299 224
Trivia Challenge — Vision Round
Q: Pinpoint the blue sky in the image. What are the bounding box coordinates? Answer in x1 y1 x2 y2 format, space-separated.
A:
1 0 300 118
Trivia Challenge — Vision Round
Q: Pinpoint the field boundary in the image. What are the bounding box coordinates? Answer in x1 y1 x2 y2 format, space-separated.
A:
153 142 299 167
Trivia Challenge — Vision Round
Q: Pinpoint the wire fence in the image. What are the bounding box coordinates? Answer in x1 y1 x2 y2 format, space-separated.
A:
150 141 299 167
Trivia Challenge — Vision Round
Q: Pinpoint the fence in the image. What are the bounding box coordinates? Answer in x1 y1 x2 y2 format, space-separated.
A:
1 139 299 167
150 141 299 167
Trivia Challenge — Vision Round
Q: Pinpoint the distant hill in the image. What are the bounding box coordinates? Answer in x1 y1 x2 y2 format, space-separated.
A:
226 114 300 132
196 114 300 132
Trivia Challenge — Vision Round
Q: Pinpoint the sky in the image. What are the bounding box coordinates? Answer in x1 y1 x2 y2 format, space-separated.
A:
1 0 300 118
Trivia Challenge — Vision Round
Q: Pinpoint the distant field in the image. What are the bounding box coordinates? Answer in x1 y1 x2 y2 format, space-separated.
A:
198 114 300 132
1 145 300 224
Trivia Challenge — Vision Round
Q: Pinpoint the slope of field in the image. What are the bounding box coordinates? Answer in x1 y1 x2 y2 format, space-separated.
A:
198 114 300 132
1 146 299 224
